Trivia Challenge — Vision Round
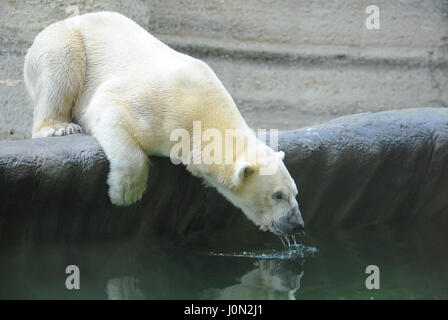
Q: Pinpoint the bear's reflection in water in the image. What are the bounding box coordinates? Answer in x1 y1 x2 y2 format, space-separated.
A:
3 229 448 299
106 259 305 300
0 234 310 299
201 259 305 300
106 276 146 300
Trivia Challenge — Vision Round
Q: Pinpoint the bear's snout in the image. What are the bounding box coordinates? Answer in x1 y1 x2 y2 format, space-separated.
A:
276 208 304 235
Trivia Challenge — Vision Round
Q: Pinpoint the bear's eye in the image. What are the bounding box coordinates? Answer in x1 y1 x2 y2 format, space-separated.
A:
272 191 284 200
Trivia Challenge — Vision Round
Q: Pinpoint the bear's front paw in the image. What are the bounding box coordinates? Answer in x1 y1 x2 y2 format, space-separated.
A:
33 122 83 138
107 169 148 206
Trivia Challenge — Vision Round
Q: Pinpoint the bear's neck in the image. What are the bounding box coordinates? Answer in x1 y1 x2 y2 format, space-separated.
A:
186 128 269 189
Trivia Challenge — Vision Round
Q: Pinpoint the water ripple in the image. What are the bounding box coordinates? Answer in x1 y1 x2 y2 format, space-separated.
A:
209 244 318 260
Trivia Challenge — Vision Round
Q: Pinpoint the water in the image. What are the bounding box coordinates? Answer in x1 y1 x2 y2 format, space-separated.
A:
0 226 447 299
210 244 318 260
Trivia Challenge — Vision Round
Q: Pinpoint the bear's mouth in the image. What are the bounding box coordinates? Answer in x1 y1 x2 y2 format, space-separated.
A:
270 222 284 236
269 221 305 238
272 224 306 247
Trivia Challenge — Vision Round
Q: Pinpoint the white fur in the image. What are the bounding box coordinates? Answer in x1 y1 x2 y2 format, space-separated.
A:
24 12 300 232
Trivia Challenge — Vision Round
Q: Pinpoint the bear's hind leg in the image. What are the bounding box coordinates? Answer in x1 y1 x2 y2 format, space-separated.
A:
27 64 84 138
24 25 85 138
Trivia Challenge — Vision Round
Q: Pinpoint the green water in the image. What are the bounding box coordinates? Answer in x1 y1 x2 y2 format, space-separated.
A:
0 226 447 299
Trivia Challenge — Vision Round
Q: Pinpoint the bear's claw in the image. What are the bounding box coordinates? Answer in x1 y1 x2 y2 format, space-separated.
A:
33 123 83 138
53 123 83 136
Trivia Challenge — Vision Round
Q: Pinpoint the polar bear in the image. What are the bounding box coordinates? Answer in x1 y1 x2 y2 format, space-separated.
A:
24 12 304 236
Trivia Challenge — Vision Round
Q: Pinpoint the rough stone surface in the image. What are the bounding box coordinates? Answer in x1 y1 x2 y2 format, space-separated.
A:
1 108 447 244
1 0 447 139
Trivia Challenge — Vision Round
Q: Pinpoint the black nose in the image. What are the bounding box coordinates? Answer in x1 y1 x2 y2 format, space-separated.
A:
278 208 304 234
289 213 304 233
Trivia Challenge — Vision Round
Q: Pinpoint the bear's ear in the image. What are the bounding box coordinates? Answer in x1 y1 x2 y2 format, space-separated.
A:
277 151 285 160
232 160 254 186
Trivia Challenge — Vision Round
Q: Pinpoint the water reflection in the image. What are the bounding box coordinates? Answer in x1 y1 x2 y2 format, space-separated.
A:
201 259 305 300
105 259 305 300
1 227 447 299
107 276 145 300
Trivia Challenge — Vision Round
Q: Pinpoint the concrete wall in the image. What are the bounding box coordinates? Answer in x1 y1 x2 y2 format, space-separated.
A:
1 0 448 140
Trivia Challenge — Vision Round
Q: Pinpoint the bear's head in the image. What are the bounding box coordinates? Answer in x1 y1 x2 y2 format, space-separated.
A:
211 147 304 236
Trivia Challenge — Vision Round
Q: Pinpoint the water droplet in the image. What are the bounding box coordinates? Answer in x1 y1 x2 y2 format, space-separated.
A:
279 236 287 247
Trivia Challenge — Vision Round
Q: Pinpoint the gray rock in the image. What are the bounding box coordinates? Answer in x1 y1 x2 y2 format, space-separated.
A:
282 108 448 231
0 108 447 243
